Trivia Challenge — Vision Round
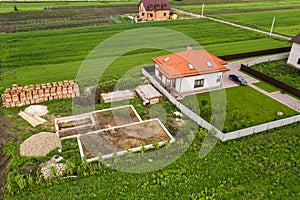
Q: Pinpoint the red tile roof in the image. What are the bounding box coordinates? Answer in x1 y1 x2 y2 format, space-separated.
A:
152 50 229 79
139 0 170 11
291 33 300 44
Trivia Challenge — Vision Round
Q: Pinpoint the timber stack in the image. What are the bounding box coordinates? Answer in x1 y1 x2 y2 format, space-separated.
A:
1 80 80 108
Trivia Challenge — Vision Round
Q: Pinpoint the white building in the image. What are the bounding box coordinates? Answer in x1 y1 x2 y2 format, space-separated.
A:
152 48 229 96
287 33 300 69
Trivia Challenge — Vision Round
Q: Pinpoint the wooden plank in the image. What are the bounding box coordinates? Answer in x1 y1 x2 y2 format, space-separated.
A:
136 84 162 105
18 111 46 127
101 90 135 103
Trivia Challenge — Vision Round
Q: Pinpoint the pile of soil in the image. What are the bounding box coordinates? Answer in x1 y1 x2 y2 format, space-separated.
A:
73 87 102 106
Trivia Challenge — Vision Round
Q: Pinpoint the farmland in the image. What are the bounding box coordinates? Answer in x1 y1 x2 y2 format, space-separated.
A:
0 5 136 32
212 9 300 37
4 121 300 199
1 1 300 199
176 0 300 15
0 1 139 13
0 18 290 88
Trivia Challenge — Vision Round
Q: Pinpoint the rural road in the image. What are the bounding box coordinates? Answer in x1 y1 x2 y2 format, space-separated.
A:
172 8 292 41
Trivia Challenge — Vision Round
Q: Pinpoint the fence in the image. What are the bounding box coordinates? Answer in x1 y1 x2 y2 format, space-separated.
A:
219 47 291 61
142 66 299 142
142 67 225 140
241 53 300 97
223 115 300 141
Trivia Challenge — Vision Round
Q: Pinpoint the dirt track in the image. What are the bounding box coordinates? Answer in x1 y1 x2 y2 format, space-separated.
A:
0 113 19 198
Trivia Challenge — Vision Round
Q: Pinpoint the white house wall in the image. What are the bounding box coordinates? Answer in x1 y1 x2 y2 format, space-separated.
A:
178 72 223 93
287 43 300 69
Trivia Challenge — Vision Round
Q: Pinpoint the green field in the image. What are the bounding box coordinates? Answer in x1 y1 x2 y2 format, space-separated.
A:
182 86 298 132
213 9 300 37
5 122 300 199
252 59 300 90
0 18 290 89
1 2 299 199
0 1 139 13
176 0 300 15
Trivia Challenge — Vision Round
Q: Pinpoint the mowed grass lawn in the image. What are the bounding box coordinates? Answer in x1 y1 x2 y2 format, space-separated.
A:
0 18 289 88
182 86 298 132
212 9 300 37
253 81 280 93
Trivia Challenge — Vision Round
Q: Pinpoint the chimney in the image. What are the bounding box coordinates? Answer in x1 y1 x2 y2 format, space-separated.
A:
187 44 193 50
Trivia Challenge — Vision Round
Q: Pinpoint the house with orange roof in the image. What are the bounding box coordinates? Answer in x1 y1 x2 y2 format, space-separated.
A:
152 46 230 96
287 33 300 69
138 0 170 21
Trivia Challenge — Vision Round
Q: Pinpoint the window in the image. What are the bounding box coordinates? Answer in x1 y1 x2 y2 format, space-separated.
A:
172 79 176 88
150 13 153 17
158 71 163 80
141 13 145 16
164 12 166 16
156 4 160 9
297 58 300 65
188 63 195 70
163 57 170 62
216 76 221 82
194 79 204 88
206 61 213 68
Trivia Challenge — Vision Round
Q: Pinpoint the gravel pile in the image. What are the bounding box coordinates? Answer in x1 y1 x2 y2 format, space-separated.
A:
20 132 61 157
40 156 67 180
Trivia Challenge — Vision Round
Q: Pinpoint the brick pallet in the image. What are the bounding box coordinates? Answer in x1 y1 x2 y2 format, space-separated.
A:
1 80 80 108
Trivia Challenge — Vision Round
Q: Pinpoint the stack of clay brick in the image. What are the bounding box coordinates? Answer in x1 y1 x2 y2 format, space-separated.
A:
1 80 80 108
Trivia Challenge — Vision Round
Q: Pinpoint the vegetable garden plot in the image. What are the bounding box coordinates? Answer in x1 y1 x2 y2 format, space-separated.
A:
54 105 142 139
92 105 142 129
78 118 175 162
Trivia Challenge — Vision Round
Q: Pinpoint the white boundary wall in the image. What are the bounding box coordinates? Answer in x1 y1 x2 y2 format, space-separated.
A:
143 67 300 143
243 53 289 67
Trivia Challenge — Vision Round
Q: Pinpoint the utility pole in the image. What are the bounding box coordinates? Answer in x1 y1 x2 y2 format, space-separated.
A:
201 3 205 18
269 17 276 37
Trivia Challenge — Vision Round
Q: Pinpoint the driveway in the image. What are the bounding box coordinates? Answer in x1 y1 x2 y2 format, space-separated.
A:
222 59 259 88
221 60 300 113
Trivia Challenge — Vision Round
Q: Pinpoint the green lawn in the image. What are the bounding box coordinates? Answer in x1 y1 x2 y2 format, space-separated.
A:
253 81 280 93
252 59 300 90
212 9 300 37
182 86 298 132
5 122 300 199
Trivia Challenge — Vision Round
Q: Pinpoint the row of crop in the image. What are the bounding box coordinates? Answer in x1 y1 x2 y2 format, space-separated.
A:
0 18 268 69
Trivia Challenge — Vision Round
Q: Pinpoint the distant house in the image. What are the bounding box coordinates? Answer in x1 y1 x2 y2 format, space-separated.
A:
152 46 230 96
138 0 170 21
287 33 300 69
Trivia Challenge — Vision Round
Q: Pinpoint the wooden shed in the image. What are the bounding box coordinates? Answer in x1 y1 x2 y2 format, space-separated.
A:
136 84 162 105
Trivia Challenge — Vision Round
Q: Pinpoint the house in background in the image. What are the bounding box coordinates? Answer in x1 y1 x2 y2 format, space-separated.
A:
138 0 170 21
287 33 300 69
152 46 230 97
